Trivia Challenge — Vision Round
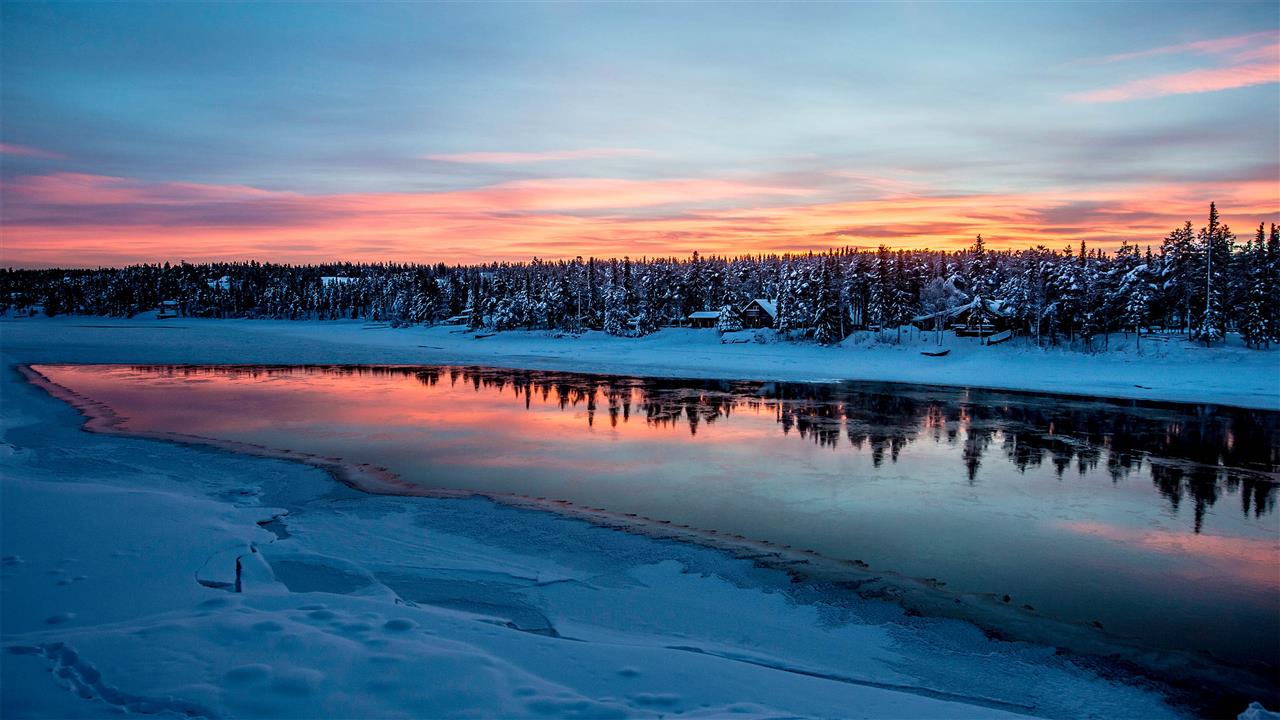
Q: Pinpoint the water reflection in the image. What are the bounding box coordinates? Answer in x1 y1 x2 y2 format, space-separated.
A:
31 363 1280 691
124 363 1277 533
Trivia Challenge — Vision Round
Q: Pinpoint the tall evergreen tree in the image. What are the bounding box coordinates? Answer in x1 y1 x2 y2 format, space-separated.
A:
813 254 846 345
1238 224 1270 348
1194 203 1233 346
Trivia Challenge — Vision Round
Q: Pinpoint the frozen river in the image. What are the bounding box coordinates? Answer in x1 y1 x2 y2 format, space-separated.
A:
32 363 1280 709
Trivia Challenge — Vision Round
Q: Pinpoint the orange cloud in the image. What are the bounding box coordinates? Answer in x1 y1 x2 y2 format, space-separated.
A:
425 148 655 164
1 171 1276 267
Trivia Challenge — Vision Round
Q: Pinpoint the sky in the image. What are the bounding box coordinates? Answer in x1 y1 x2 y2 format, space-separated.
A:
1 1 1277 267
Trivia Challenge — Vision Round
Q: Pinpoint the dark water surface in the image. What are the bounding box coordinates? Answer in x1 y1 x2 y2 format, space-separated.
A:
35 364 1280 700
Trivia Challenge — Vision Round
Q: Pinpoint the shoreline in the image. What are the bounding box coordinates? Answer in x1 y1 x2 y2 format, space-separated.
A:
20 361 1272 716
3 317 1278 411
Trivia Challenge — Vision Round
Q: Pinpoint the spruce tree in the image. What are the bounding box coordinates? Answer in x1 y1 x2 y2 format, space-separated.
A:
813 255 845 345
1194 203 1232 346
1160 221 1197 333
1268 224 1280 345
1239 225 1270 348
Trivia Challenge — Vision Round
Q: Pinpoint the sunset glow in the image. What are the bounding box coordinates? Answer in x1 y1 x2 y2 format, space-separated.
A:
1 3 1276 266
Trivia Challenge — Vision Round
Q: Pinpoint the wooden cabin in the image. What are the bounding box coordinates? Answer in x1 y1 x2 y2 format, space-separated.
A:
950 300 1010 337
686 310 722 328
157 299 180 319
740 298 778 329
911 296 1011 338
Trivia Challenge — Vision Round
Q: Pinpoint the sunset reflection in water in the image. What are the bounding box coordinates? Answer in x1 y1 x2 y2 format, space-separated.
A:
34 363 1280 677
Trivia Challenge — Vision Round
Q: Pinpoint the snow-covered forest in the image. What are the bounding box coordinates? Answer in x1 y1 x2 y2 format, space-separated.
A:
6 204 1278 350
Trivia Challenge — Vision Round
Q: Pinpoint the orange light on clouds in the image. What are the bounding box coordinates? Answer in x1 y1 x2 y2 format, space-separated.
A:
2 167 1276 266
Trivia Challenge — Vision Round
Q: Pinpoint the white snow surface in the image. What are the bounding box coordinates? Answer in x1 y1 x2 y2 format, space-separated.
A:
2 315 1277 409
0 317 1270 718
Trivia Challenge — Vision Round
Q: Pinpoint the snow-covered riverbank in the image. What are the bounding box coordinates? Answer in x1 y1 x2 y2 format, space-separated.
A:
0 320 1224 717
2 316 1278 409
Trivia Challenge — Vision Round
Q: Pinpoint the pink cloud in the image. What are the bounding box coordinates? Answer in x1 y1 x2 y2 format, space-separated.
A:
0 142 65 160
1 170 1275 267
1071 59 1279 103
2 173 282 205
1 173 802 216
424 148 655 164
1098 30 1276 63
1071 32 1280 102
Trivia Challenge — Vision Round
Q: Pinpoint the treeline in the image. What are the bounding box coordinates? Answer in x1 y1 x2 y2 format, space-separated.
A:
3 203 1277 350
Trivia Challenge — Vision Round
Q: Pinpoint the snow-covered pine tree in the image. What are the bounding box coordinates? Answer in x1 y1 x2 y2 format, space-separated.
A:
1194 203 1233 346
866 245 892 329
1160 221 1197 333
1050 244 1082 343
602 260 629 337
919 276 962 345
1267 224 1280 345
1117 257 1152 348
965 235 995 299
715 304 742 334
888 250 916 342
633 265 659 336
812 254 845 345
1238 224 1270 348
1077 243 1105 350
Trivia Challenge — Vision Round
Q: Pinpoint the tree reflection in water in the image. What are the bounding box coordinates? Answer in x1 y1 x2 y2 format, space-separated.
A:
137 364 1278 533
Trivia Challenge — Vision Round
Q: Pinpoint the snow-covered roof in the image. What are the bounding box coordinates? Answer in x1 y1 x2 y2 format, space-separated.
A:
911 296 1010 324
745 299 777 318
687 310 722 319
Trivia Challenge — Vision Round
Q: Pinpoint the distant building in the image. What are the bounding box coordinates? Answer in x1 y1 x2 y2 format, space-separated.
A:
442 309 473 325
739 298 778 329
686 310 722 328
157 299 180 319
911 297 1011 337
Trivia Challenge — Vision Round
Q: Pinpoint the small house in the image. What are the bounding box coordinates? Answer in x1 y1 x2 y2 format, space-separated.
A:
686 310 722 328
950 298 1010 337
740 298 778 329
442 309 473 325
912 297 1010 337
157 299 180 319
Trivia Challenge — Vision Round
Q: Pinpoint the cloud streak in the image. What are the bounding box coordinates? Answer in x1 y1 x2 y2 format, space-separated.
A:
0 143 65 159
2 171 1275 268
1096 30 1276 63
1071 31 1279 102
424 148 656 164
